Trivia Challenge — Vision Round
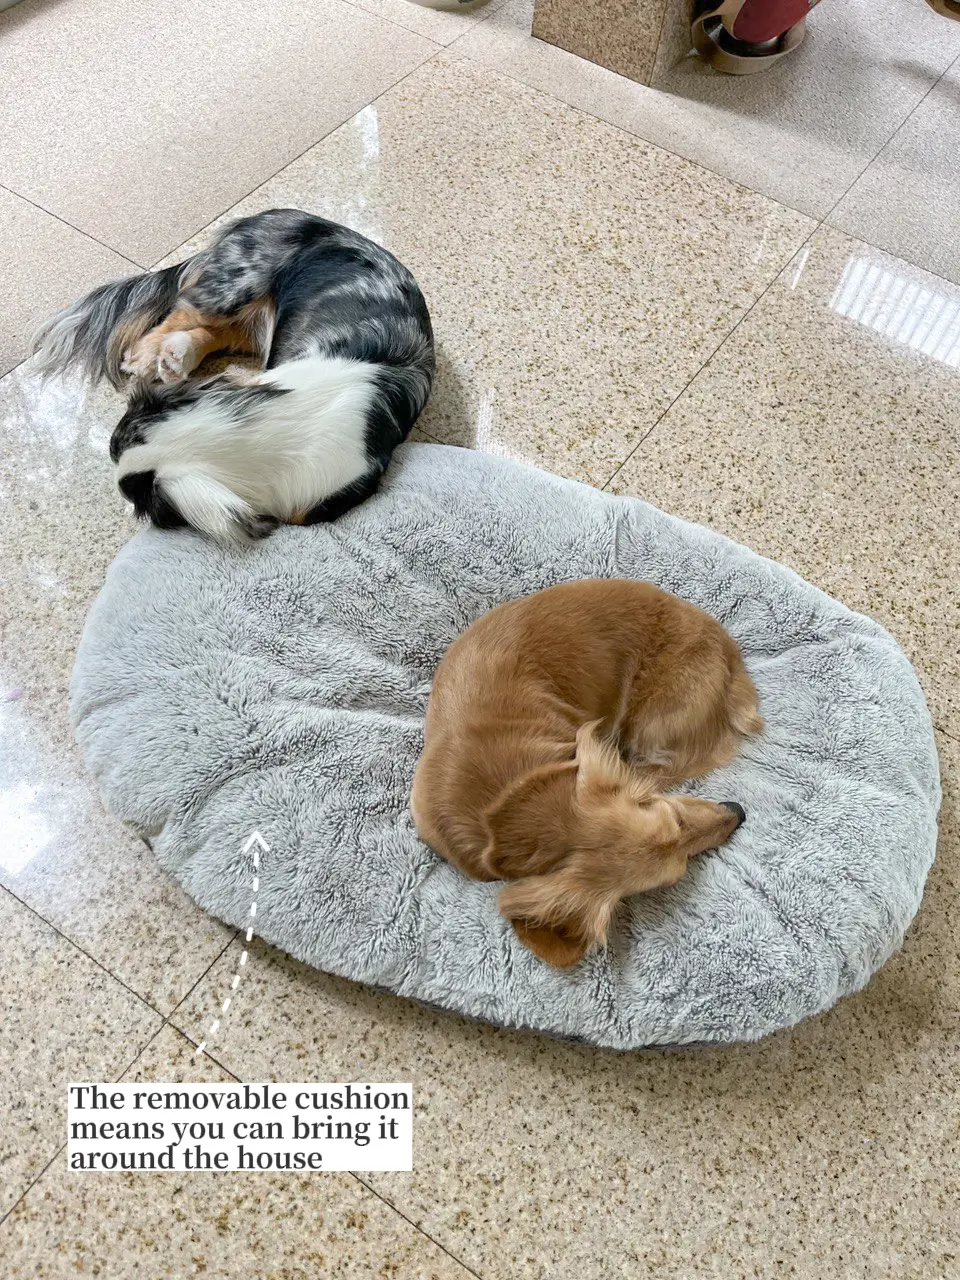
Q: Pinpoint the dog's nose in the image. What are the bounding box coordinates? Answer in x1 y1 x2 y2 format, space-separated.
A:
720 801 746 829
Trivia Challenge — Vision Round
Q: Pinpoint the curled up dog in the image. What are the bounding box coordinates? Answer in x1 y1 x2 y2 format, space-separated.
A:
411 579 763 968
32 209 434 544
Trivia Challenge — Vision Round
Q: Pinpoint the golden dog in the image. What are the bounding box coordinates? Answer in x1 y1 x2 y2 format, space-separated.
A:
411 579 762 968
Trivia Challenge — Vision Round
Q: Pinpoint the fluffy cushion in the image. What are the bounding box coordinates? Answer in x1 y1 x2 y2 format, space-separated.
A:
71 443 941 1047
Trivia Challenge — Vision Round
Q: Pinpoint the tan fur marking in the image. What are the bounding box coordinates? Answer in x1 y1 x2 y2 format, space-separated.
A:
121 298 275 381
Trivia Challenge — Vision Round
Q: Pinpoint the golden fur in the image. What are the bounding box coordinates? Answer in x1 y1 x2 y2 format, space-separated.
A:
118 299 275 383
411 579 762 968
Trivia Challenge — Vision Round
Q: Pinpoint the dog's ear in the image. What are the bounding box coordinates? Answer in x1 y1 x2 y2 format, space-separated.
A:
725 658 764 738
479 760 576 880
498 874 601 969
508 916 591 968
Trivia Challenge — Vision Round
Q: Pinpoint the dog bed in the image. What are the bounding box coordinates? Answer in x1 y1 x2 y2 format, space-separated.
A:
70 443 941 1048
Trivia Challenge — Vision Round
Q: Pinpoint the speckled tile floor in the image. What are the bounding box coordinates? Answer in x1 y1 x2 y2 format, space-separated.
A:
1 0 957 1275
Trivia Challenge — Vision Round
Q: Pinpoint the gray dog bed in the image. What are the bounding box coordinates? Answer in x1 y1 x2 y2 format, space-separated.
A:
71 443 941 1048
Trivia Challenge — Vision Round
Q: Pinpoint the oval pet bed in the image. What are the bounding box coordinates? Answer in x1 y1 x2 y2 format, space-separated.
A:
70 443 941 1048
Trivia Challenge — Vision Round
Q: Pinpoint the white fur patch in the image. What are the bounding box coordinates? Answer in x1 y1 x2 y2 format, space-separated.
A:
116 356 378 542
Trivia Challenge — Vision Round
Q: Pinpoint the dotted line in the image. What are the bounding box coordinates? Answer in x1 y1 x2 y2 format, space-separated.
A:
195 832 268 1058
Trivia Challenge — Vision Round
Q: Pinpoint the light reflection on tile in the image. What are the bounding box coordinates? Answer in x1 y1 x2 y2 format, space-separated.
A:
612 227 960 723
0 780 53 876
830 255 960 370
0 364 233 1012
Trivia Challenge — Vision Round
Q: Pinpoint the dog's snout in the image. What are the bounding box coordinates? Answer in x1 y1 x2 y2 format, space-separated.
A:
720 801 746 830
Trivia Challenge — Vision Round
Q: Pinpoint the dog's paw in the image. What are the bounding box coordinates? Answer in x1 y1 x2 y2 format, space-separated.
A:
120 342 162 381
156 331 194 384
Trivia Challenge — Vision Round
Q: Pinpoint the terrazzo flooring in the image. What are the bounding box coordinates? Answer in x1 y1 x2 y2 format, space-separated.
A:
1 0 957 1274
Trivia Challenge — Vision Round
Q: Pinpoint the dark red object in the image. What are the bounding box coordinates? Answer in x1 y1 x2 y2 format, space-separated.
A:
692 0 822 74
732 0 813 44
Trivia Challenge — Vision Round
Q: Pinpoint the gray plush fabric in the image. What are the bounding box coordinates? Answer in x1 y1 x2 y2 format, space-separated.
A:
71 442 940 1048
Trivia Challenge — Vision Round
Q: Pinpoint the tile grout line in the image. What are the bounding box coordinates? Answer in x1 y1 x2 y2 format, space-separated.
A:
599 230 815 491
142 45 447 272
123 936 243 1075
1 1154 482 1280
0 934 241 1229
0 181 144 269
0 891 238 1227
0 881 169 1020
146 921 484 1277
0 1145 65 1231
335 0 457 40
6 37 959 370
2 18 955 322
126 980 484 1276
126 914 485 1275
0 1016 243 1234
600 40 960 493
352 1175 486 1278
119 1021 243 1087
4 27 949 280
822 48 960 232
148 1016 485 1276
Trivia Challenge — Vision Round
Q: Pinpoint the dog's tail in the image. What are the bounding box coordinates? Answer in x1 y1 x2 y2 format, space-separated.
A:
164 473 279 546
725 647 764 738
119 467 278 548
31 263 187 389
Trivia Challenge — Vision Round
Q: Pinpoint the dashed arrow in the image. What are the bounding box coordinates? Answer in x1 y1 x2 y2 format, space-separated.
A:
241 830 270 868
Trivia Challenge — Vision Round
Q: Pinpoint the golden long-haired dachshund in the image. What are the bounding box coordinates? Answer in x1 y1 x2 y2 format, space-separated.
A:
411 579 762 968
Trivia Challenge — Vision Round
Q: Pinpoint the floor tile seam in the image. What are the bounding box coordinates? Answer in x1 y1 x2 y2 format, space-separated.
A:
0 881 168 1018
599 221 823 491
0 1145 64 1232
823 42 960 232
0 1021 235 1231
0 180 145 265
352 1173 488 1278
139 46 447 272
600 130 960 495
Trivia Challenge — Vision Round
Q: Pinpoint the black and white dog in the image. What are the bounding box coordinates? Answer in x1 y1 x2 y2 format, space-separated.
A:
33 209 435 544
